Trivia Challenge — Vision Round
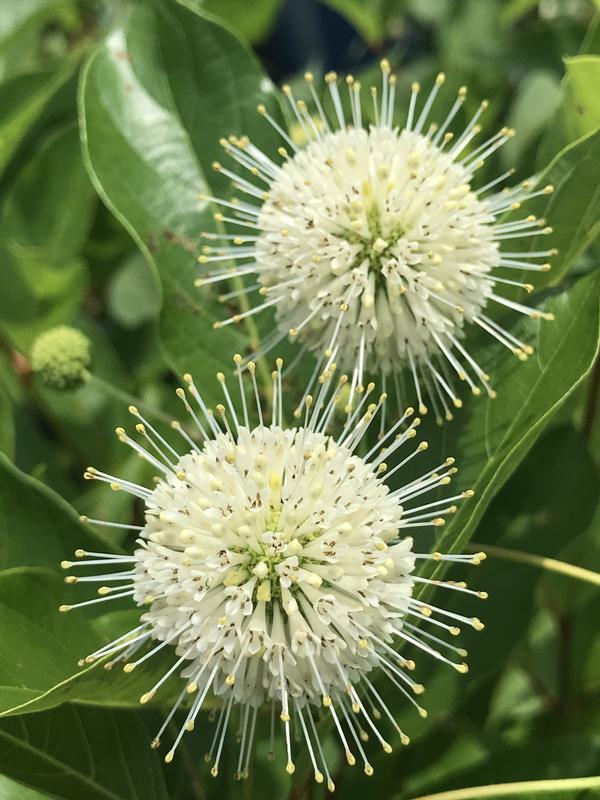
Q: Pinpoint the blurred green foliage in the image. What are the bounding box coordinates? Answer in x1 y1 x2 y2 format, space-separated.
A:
0 1 599 799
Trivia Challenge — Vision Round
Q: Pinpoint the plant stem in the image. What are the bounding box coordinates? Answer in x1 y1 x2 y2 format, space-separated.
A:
408 775 600 800
467 543 600 586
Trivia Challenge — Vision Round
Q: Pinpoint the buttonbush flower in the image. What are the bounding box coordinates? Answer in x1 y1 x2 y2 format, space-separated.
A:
61 358 486 785
31 325 91 391
197 63 555 419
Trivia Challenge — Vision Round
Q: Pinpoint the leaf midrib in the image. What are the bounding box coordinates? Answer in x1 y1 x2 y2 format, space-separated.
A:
436 273 600 560
0 726 124 800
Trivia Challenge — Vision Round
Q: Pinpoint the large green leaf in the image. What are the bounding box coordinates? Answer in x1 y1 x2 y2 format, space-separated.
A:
0 457 111 713
334 430 600 799
0 568 102 716
420 270 600 586
0 704 170 800
536 51 600 171
511 127 600 290
0 459 187 715
79 1 281 400
0 450 105 569
0 568 182 717
465 426 600 679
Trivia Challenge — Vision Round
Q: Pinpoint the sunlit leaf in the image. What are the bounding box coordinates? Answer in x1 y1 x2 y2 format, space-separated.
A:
80 1 281 401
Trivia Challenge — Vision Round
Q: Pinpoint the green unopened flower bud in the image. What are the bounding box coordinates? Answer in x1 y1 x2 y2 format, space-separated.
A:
31 325 91 391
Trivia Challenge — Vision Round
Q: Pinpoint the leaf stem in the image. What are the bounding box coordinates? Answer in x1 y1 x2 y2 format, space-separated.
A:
408 775 600 800
467 542 600 586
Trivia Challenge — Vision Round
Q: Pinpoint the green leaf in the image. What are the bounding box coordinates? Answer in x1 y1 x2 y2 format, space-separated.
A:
513 127 600 289
0 125 95 351
564 55 600 141
0 568 182 717
536 51 600 167
0 704 170 800
0 450 106 569
465 427 600 678
196 0 283 43
0 457 189 715
316 0 390 44
0 567 101 716
0 775 55 800
2 123 96 264
0 57 77 175
422 270 600 587
79 1 281 400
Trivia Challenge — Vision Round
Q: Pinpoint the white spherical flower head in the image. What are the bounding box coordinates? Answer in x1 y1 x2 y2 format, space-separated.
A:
141 425 411 703
199 65 556 420
63 358 486 784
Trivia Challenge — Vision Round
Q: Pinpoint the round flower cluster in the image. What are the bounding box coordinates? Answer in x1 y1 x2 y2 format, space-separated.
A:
62 358 485 785
198 63 555 418
31 325 91 391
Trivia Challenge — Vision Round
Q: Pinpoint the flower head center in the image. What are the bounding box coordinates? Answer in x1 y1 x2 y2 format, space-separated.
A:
346 195 406 269
228 509 319 602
